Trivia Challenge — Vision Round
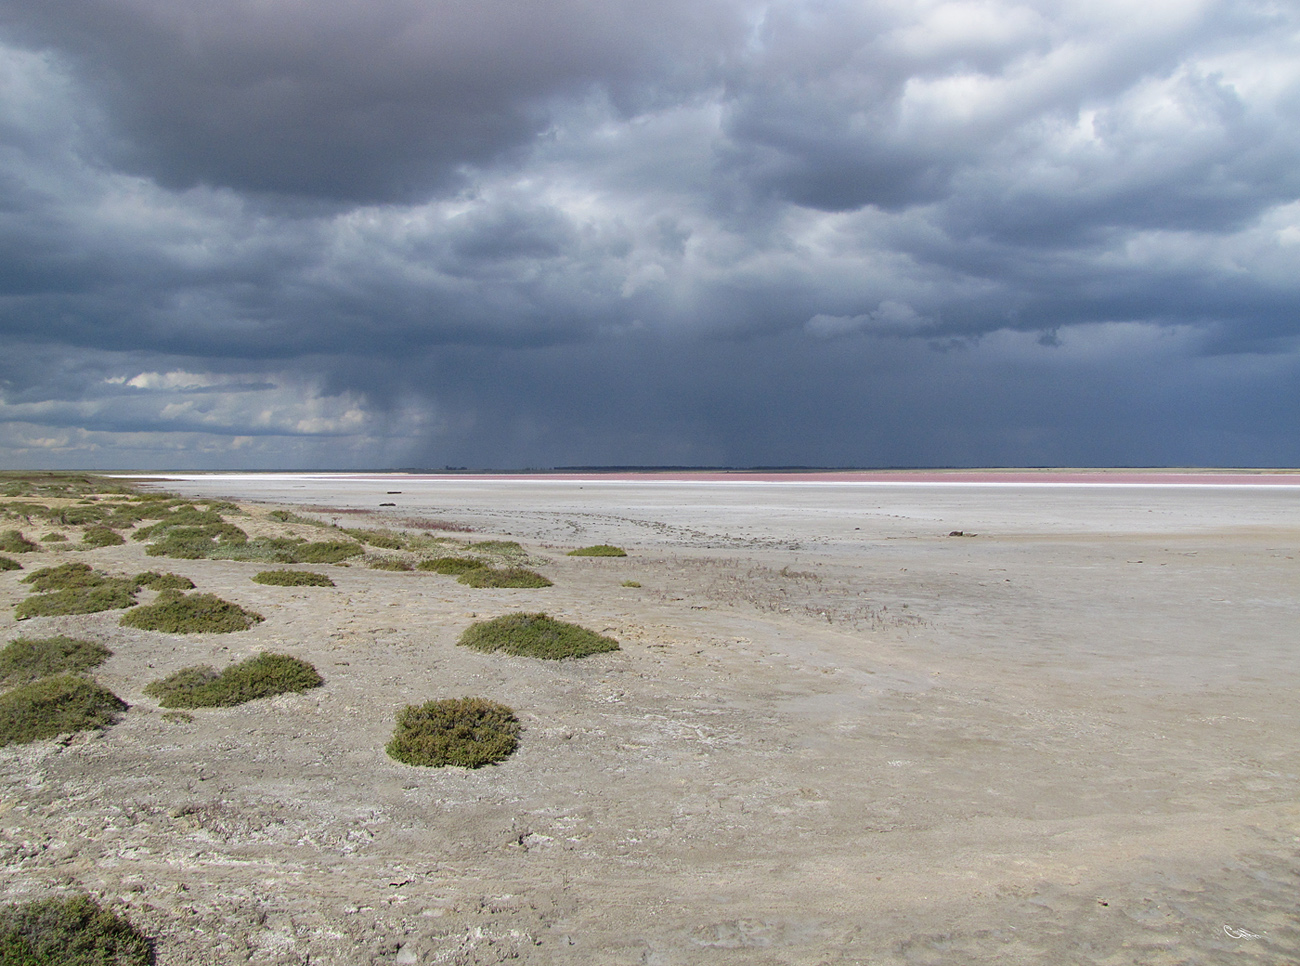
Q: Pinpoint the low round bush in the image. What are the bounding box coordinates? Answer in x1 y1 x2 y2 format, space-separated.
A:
144 652 323 708
0 894 153 965
0 636 112 686
132 571 195 591
80 526 125 548
22 563 102 592
0 674 127 747
457 567 552 588
0 530 38 553
458 612 619 659
251 569 335 587
368 558 413 571
567 544 627 557
416 556 484 574
40 533 67 543
386 697 520 768
119 592 263 633
15 584 138 620
0 555 22 571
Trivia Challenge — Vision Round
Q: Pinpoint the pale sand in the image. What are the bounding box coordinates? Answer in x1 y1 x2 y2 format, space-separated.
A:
2 473 1298 964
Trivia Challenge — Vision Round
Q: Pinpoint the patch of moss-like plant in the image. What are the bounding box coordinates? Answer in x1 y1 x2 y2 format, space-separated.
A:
132 571 195 591
457 567 552 588
79 526 125 548
567 544 628 557
252 570 335 587
0 556 21 571
469 540 523 553
0 893 154 965
15 584 138 620
143 523 249 559
40 533 67 543
0 530 39 553
342 528 406 550
386 697 520 768
293 540 364 563
458 612 619 659
621 580 642 588
144 652 322 708
0 636 112 686
119 592 263 634
0 674 128 747
368 557 413 571
417 556 485 574
21 563 103 591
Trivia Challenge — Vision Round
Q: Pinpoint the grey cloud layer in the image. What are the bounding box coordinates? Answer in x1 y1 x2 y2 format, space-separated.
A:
0 0 1297 468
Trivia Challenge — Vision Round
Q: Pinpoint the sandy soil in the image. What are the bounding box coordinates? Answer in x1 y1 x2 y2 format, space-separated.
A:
2 474 1298 964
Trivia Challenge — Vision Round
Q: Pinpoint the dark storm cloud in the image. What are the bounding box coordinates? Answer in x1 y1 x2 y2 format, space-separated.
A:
1 0 1299 468
0 0 746 201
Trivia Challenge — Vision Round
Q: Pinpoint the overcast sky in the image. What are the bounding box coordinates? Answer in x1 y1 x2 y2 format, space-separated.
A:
0 0 1297 469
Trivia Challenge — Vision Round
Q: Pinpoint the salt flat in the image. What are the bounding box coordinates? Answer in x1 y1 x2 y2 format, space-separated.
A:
3 473 1298 964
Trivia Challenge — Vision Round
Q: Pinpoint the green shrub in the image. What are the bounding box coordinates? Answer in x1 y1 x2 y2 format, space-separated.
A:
0 636 112 686
0 555 21 571
266 509 323 526
621 580 642 588
142 523 248 558
119 592 263 633
368 558 412 571
0 894 153 965
293 540 364 563
0 675 128 747
15 584 138 620
0 530 38 553
458 612 619 659
567 544 628 557
40 533 67 543
144 652 323 708
79 526 125 548
132 571 195 591
251 570 335 587
469 540 523 553
22 563 103 591
386 697 520 768
457 567 552 588
342 528 406 550
416 556 485 574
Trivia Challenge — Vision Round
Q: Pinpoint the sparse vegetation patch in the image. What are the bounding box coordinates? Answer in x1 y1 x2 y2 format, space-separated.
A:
119 592 263 633
342 528 406 550
0 674 127 747
386 697 520 768
0 893 153 965
0 556 21 571
40 533 67 543
15 584 138 620
0 636 112 686
252 570 335 587
0 530 39 553
79 526 125 548
144 652 323 707
417 556 485 574
457 567 553 588
458 612 619 659
132 571 195 591
568 544 628 557
368 557 413 571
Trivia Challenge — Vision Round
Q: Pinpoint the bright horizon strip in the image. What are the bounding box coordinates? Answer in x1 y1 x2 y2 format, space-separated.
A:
121 471 1300 489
